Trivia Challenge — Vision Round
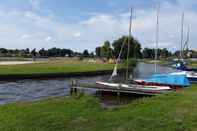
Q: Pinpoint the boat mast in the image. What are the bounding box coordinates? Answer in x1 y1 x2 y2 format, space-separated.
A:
126 8 133 82
154 4 160 73
186 26 190 51
180 13 184 61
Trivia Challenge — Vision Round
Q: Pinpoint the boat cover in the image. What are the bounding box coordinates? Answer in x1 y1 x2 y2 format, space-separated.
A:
145 73 190 87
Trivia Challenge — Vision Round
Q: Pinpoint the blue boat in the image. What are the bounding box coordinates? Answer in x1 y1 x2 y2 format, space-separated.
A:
147 74 190 87
134 73 190 88
171 71 197 83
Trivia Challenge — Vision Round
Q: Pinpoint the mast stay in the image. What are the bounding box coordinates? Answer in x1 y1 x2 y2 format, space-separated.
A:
154 4 160 73
109 8 133 82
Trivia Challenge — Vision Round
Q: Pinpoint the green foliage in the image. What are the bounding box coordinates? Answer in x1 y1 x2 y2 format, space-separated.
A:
142 48 172 59
95 47 101 57
100 41 113 59
82 50 90 57
0 85 197 130
112 36 142 59
124 58 137 68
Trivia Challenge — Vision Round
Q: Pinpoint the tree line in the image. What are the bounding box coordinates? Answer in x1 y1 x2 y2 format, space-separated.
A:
0 35 196 59
0 48 74 58
95 36 142 60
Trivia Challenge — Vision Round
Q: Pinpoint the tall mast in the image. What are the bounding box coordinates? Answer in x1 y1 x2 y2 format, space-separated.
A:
126 8 133 82
180 13 184 60
186 26 190 50
154 4 160 73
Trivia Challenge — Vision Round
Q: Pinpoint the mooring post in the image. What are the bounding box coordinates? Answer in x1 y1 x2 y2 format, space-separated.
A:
117 84 121 104
70 80 78 95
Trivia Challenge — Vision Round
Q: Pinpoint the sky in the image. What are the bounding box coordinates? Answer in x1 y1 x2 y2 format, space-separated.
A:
0 0 196 52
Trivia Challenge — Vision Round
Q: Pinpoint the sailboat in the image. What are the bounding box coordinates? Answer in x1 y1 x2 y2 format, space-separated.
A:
172 14 197 83
96 8 171 94
133 8 190 88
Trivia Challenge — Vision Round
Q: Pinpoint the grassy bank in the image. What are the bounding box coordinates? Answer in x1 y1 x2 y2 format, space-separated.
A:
0 59 117 76
189 61 197 68
0 85 197 131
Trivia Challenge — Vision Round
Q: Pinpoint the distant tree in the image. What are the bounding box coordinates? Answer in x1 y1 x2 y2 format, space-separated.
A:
90 52 94 58
39 48 47 57
83 50 89 57
142 48 172 59
95 47 101 57
31 48 37 60
0 48 8 56
112 36 142 59
25 48 30 55
100 41 113 59
142 48 154 59
190 50 197 58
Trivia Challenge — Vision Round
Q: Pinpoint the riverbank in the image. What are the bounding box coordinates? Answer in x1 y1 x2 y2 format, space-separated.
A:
139 59 168 65
0 84 196 130
0 59 120 80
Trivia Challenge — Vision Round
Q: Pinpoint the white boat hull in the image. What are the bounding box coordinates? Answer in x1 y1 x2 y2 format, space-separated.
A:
96 81 171 91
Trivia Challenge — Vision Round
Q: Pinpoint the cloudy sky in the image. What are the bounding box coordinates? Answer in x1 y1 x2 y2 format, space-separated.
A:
0 0 196 52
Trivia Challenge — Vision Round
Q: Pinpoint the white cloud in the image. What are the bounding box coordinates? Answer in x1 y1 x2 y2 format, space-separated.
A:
29 0 41 10
73 32 81 38
45 36 52 42
0 1 196 52
21 34 31 39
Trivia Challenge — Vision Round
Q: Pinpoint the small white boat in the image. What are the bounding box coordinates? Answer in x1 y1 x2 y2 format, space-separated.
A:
96 81 171 91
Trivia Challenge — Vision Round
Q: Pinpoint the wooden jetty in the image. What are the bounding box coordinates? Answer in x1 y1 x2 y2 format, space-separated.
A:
70 80 173 96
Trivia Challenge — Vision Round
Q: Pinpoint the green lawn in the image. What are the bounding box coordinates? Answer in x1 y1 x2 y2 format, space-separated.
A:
189 61 197 68
0 59 116 75
0 85 197 131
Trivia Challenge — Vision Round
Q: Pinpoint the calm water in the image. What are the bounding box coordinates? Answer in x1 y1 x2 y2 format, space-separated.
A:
0 63 175 105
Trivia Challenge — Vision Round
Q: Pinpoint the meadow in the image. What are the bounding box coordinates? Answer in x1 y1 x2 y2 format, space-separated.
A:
0 85 196 131
0 59 116 76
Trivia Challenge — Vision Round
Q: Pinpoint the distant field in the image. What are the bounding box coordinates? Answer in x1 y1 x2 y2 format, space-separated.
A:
0 84 196 131
189 61 197 68
0 59 116 75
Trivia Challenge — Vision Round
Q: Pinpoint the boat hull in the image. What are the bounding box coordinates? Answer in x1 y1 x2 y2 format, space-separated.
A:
96 81 172 95
133 79 183 89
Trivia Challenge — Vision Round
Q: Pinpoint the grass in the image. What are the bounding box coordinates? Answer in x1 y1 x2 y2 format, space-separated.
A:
189 61 197 68
0 85 197 131
0 59 117 75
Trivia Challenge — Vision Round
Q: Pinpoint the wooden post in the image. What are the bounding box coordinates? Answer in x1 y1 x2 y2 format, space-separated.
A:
117 84 121 104
70 80 78 95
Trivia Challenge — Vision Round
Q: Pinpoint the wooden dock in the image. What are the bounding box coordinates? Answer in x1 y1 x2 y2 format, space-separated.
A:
70 80 173 96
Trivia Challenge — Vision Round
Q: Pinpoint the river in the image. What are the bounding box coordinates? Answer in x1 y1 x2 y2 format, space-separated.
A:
0 63 175 106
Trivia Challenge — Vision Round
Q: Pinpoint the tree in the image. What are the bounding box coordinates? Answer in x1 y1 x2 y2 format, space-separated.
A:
142 48 155 58
142 48 172 59
83 50 89 57
0 48 8 56
100 41 113 59
39 48 47 57
112 36 142 59
25 48 30 55
95 47 101 57
31 48 37 61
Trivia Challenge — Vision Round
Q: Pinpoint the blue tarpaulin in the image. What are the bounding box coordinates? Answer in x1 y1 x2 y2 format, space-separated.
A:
145 74 190 87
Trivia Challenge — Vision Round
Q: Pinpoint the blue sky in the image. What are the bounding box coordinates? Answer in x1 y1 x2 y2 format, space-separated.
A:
0 0 196 52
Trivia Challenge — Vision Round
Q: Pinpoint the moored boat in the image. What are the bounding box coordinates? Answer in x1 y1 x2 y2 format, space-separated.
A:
133 73 190 89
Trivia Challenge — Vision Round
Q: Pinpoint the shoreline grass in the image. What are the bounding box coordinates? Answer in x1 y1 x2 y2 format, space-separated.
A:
0 59 117 76
0 84 196 131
